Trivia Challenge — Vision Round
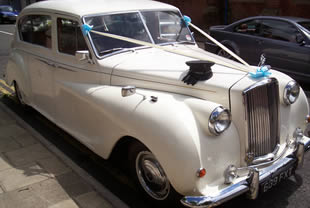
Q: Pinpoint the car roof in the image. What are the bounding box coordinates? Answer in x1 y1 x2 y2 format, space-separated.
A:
233 16 310 24
21 0 178 17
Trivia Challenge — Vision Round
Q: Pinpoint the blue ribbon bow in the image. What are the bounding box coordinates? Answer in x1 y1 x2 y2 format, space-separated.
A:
249 66 272 79
183 15 191 26
82 24 93 36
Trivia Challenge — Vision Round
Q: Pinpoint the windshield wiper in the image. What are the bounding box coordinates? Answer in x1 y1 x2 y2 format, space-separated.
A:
99 48 124 55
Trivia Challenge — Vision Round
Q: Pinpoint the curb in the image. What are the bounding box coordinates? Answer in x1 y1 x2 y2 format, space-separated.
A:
0 101 129 208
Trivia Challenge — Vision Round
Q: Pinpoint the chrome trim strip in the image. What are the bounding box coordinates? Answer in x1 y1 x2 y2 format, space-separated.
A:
57 65 77 72
181 136 310 208
181 157 296 208
251 144 280 165
36 58 54 67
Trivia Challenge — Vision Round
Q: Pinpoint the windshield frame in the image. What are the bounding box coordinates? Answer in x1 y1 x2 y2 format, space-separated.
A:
82 9 195 59
296 22 310 42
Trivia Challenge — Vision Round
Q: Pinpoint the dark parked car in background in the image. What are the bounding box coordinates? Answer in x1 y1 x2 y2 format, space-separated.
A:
0 5 18 24
205 16 310 84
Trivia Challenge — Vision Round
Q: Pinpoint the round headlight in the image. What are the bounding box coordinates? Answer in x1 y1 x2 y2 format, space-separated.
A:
284 81 300 105
209 106 231 135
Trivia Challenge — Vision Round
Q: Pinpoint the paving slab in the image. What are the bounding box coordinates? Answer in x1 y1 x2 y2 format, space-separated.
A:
5 143 53 166
0 153 12 171
38 156 71 177
13 133 38 147
0 187 45 208
49 199 79 208
29 177 79 207
0 163 50 191
55 171 93 198
76 191 113 208
0 135 21 152
0 110 15 126
0 123 27 138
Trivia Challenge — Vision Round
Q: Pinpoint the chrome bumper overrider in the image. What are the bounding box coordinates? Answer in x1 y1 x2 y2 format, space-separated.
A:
181 135 310 208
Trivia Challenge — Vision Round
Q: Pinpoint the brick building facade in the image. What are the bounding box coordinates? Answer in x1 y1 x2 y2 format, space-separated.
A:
161 0 310 28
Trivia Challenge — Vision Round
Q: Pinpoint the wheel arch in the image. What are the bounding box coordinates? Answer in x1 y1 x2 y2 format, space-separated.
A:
217 40 240 56
5 51 32 104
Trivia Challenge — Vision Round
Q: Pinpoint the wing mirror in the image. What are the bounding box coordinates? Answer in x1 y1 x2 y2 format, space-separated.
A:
75 50 93 63
296 33 306 46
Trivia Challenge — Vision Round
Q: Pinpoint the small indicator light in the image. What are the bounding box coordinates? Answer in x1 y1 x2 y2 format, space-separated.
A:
197 168 206 178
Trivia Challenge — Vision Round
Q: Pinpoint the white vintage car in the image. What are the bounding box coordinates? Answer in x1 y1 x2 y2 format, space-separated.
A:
4 0 310 207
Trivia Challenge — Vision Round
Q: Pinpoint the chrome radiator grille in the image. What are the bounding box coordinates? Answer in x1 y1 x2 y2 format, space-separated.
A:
243 78 279 158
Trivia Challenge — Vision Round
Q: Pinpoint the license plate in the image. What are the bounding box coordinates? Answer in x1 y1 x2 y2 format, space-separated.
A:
260 161 296 193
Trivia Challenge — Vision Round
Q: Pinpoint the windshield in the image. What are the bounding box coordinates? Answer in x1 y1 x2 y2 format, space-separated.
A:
0 6 13 12
298 21 310 32
84 10 194 56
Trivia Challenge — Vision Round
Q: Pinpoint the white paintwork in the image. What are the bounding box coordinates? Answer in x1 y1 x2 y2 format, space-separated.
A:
4 0 309 199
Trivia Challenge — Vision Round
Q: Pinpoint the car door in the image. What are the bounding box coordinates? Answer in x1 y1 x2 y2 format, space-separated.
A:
19 14 56 121
256 19 310 82
53 16 109 147
220 19 263 64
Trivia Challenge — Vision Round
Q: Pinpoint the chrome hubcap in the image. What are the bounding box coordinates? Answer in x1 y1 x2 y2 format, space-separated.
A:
136 151 170 200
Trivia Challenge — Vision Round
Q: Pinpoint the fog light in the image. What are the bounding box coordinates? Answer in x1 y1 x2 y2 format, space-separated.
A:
224 165 237 184
197 168 206 178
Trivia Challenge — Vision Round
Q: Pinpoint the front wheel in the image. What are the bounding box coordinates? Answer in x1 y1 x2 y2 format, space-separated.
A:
128 142 181 205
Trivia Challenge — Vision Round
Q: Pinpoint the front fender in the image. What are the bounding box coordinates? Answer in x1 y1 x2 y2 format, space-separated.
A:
77 85 240 196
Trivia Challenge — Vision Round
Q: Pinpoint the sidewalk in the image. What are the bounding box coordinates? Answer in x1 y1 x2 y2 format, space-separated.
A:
0 103 113 207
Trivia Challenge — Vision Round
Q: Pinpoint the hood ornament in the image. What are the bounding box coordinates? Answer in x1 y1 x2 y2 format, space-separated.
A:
258 54 266 67
249 54 271 79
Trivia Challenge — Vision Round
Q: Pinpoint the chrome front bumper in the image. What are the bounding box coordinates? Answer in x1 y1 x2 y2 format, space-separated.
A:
181 135 310 208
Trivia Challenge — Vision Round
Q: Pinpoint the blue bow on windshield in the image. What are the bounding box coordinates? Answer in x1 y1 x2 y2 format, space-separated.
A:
249 65 272 79
183 15 191 26
82 24 93 36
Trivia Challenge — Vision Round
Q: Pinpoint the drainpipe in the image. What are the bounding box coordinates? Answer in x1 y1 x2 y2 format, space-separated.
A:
224 0 228 24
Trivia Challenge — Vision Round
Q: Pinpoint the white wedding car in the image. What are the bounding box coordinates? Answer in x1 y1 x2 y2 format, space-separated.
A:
4 0 310 207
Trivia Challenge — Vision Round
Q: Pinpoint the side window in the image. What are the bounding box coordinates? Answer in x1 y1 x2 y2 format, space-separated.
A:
234 20 261 36
260 20 301 43
57 18 88 55
19 15 52 48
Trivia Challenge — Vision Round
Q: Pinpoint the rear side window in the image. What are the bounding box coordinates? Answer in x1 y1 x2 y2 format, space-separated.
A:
234 20 261 36
19 15 52 48
57 18 88 55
